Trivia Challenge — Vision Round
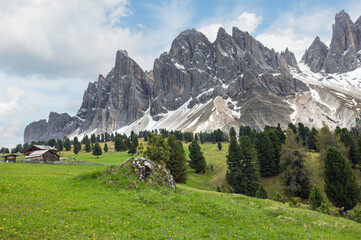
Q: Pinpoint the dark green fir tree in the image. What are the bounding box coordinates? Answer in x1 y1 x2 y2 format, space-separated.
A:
92 142 102 158
324 147 359 211
166 135 188 183
188 140 206 173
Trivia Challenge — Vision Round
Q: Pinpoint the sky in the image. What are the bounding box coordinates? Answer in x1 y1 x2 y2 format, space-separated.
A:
0 0 361 148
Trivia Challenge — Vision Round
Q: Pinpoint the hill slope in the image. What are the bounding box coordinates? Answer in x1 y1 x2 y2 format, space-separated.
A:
1 163 361 239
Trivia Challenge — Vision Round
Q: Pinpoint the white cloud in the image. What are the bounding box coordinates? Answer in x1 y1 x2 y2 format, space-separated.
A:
0 120 23 139
0 86 26 117
256 28 314 61
199 12 262 42
256 9 334 61
0 0 194 147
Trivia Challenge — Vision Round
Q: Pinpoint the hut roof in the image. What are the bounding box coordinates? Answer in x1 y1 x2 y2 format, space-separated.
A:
26 150 48 158
34 145 58 151
25 150 59 159
4 154 19 157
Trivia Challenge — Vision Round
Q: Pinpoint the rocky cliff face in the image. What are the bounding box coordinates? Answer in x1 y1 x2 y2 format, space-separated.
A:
301 37 328 72
24 10 361 143
24 112 76 143
302 10 361 73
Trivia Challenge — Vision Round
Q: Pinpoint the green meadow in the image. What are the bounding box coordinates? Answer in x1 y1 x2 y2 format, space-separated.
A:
1 141 361 239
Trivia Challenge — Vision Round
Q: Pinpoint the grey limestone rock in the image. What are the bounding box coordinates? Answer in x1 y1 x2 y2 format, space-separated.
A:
301 37 328 72
129 157 176 189
25 26 308 142
303 10 361 73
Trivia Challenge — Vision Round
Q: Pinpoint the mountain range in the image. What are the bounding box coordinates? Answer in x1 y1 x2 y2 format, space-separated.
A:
24 10 361 143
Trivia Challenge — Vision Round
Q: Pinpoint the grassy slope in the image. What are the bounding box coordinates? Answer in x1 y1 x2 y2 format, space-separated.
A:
1 163 361 239
57 140 361 202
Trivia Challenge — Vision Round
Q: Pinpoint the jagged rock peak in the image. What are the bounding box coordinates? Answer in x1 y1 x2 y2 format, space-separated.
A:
116 49 128 58
169 28 211 65
335 10 353 23
303 10 361 73
301 36 328 72
281 48 298 68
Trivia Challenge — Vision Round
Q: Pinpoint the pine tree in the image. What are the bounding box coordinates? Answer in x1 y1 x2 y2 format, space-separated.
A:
324 147 359 211
56 139 63 151
92 142 102 158
64 138 71 151
131 131 139 148
104 143 108 152
226 137 242 188
73 137 81 154
217 142 222 151
114 136 122 152
309 186 325 210
255 132 275 176
85 141 91 153
237 136 260 196
256 185 268 199
144 134 170 163
48 139 56 147
73 144 80 154
267 129 281 174
307 127 318 151
281 129 311 198
166 135 188 183
128 143 136 155
316 124 347 161
229 127 236 139
188 140 206 173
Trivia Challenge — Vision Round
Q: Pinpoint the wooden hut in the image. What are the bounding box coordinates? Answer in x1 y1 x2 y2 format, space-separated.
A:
4 154 18 163
25 145 58 156
25 150 60 163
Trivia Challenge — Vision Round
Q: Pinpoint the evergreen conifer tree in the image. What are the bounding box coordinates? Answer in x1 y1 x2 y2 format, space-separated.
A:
256 185 268 199
226 136 242 187
92 142 102 158
128 143 136 155
114 136 122 152
281 129 311 198
48 139 56 147
307 127 318 151
64 138 71 151
267 130 281 174
309 186 325 210
255 132 275 176
104 143 108 152
188 140 206 173
144 134 170 163
217 142 222 151
131 131 139 148
56 139 63 151
85 141 91 153
316 124 347 161
324 147 360 211
73 137 81 154
237 136 260 196
166 135 188 183
229 127 236 139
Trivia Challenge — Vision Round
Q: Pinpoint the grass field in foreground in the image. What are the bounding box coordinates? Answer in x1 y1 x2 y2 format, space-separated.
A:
1 163 361 239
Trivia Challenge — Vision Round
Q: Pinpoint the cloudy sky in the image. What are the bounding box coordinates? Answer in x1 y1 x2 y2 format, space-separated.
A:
1 0 360 148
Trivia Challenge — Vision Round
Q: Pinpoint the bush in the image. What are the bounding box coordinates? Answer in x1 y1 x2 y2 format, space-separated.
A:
289 197 301 207
274 192 286 203
348 210 361 223
309 186 325 210
256 185 268 199
316 203 331 215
